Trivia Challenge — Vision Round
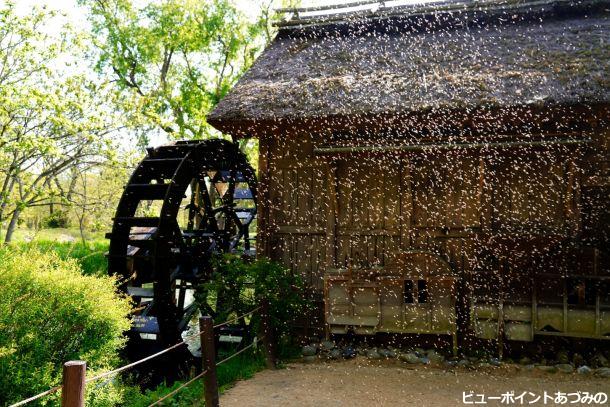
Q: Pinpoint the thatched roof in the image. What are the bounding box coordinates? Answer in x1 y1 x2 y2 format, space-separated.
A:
208 0 610 135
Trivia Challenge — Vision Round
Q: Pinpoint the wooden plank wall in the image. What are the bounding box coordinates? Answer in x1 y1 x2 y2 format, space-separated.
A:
266 134 328 290
262 130 605 299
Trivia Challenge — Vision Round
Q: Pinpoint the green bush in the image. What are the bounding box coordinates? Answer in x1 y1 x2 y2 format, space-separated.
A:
12 240 109 276
42 210 71 228
200 255 310 341
0 249 132 406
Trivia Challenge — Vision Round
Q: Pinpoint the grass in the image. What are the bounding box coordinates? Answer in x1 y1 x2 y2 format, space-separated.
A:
9 226 106 243
4 229 108 275
15 240 109 276
124 347 267 406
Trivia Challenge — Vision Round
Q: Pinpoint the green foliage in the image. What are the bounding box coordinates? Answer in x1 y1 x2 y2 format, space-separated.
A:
42 210 71 229
10 227 106 244
82 0 290 140
201 255 310 340
10 239 109 276
123 347 265 406
0 249 131 406
0 2 126 243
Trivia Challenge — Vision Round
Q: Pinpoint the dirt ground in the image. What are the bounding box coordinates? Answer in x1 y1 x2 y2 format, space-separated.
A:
220 358 610 407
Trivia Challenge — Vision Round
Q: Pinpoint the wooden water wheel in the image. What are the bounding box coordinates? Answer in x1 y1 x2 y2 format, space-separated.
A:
107 139 257 361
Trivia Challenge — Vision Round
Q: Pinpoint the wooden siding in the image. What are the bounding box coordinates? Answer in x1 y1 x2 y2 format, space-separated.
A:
262 129 608 298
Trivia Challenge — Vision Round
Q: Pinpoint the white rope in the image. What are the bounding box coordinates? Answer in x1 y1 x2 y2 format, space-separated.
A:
147 370 208 407
85 341 187 383
214 306 262 329
217 336 263 366
8 385 62 407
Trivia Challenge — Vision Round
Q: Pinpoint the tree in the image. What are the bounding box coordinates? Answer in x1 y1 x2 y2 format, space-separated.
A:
84 0 296 141
65 154 138 246
0 2 125 242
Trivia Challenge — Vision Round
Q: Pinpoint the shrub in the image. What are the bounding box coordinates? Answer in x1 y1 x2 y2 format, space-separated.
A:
12 240 109 276
0 249 132 406
42 210 71 228
201 255 310 341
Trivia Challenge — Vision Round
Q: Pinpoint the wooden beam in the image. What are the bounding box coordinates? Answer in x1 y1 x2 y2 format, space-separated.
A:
276 225 326 235
314 139 592 155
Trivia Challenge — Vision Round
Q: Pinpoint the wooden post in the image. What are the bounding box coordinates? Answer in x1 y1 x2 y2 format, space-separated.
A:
62 361 86 407
200 316 219 407
261 299 278 369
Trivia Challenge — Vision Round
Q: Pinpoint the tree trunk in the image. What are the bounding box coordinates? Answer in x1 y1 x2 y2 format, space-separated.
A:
78 214 87 248
0 176 16 228
0 156 18 225
4 208 21 243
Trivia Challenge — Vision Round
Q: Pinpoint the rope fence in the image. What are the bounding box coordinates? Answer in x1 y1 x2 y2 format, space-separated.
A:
216 336 263 366
213 305 262 329
85 338 191 384
147 370 208 407
9 300 277 407
8 385 62 407
146 336 266 407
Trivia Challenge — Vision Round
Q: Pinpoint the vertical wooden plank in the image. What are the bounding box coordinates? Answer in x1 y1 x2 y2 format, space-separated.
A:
448 154 461 229
369 162 384 230
337 236 348 268
351 234 361 267
532 278 538 332
493 157 510 229
276 234 285 272
549 158 559 227
563 278 568 332
400 158 413 250
314 236 326 289
434 162 448 229
369 235 377 266
460 158 480 228
352 164 365 231
336 161 351 230
267 168 277 226
311 234 318 288
414 158 425 251
326 162 338 269
526 160 538 226
297 235 308 285
479 157 492 233
257 137 271 257
384 156 401 231
289 168 298 225
564 159 583 235
297 167 310 225
312 166 325 229
305 235 313 287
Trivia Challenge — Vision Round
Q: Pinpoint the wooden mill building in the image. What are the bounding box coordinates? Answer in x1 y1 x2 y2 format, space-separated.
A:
208 0 610 350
